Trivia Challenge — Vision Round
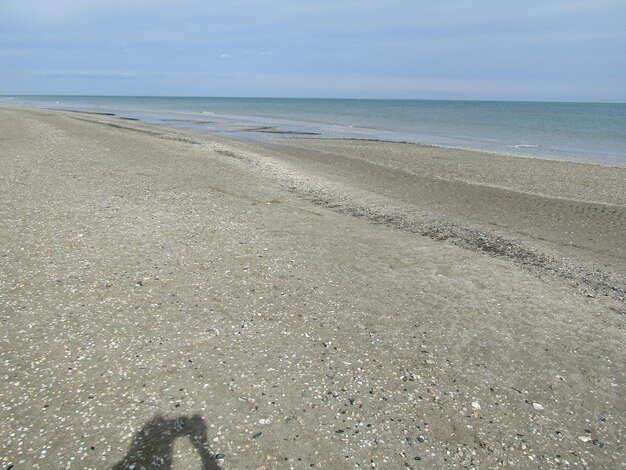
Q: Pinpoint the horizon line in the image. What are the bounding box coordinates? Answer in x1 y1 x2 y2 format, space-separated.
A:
2 94 625 105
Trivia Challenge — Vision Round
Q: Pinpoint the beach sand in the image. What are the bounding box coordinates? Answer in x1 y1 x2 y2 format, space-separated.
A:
1 106 624 468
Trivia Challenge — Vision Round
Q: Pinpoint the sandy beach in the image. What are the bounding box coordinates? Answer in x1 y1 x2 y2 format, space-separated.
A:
1 106 624 468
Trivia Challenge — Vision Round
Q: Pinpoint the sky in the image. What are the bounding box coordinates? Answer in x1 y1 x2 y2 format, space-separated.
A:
1 0 625 101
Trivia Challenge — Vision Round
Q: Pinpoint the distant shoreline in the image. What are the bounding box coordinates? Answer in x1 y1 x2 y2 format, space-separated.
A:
4 102 626 171
2 93 625 104
22 103 624 297
2 95 625 166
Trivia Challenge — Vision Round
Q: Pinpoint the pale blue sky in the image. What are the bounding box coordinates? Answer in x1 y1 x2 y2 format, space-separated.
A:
1 0 625 101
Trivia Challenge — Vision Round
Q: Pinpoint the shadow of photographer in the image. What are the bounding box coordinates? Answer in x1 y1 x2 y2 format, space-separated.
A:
112 414 223 469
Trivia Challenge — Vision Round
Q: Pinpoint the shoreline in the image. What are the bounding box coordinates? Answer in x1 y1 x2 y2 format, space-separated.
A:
1 106 625 468
2 99 625 167
4 103 623 180
325 136 626 170
14 105 626 299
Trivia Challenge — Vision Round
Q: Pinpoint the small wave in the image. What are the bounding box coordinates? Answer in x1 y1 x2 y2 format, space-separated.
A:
514 144 539 149
202 111 215 115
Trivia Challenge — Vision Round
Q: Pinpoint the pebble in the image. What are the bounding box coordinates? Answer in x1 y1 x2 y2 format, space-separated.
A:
532 403 544 411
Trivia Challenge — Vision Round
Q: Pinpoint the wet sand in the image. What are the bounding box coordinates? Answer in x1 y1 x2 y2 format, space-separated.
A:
1 106 624 469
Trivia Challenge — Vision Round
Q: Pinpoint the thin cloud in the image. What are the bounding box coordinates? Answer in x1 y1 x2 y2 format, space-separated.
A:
0 0 175 23
34 71 140 80
1 0 624 100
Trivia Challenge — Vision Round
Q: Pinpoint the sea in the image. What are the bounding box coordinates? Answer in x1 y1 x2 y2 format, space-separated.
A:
2 95 626 166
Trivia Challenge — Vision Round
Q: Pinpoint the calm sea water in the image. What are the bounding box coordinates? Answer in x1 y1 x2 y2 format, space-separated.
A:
3 95 626 165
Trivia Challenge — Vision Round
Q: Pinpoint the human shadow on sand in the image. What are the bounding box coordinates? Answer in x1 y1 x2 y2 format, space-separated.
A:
112 414 223 469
